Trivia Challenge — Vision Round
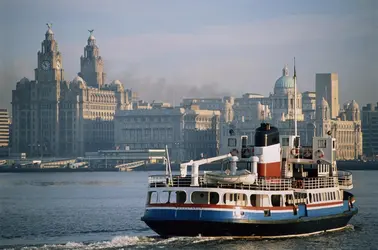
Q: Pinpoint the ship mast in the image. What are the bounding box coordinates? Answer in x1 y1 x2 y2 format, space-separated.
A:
293 57 297 137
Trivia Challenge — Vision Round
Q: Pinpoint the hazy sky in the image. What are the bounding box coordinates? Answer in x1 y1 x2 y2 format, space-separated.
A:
0 0 377 111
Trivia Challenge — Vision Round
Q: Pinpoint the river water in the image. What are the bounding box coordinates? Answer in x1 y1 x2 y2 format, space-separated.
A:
0 171 377 250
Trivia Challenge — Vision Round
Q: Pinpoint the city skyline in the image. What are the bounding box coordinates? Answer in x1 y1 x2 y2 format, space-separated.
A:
0 0 377 111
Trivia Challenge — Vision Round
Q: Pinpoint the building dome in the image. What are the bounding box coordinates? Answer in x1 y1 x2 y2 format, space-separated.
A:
273 65 295 95
274 65 294 89
72 76 87 89
110 79 124 91
19 77 30 85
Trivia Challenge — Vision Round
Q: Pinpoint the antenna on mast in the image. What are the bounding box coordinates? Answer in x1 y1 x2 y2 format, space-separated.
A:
293 57 298 137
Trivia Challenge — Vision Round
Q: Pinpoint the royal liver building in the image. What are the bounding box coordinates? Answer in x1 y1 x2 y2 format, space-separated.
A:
12 25 132 157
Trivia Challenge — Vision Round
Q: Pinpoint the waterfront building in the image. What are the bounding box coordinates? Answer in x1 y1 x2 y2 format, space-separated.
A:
181 97 234 123
219 65 314 154
362 103 378 158
11 25 132 157
219 67 361 160
316 98 362 160
233 93 270 122
114 104 220 162
316 73 340 119
302 91 316 121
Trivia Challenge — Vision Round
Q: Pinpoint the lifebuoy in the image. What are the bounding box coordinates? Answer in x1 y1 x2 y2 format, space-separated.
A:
297 180 304 189
225 169 231 175
291 148 299 156
315 149 324 158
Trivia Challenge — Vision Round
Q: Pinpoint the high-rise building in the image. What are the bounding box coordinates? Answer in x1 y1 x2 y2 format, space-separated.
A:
11 25 133 157
302 91 316 121
0 109 10 147
362 103 378 158
316 73 339 119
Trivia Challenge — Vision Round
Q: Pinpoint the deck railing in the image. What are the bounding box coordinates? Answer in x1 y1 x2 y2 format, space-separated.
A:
149 175 300 191
300 177 338 189
338 171 353 190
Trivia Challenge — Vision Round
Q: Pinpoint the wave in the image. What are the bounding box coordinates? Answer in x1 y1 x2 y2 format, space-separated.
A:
4 235 223 250
2 225 355 250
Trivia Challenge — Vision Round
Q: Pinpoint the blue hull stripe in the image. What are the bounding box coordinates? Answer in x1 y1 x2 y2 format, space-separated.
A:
143 202 357 222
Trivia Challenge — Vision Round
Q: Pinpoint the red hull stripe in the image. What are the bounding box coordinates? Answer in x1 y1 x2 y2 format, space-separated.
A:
147 201 343 211
307 201 343 207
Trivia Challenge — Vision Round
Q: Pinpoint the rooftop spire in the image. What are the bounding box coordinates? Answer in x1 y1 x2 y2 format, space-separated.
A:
282 64 289 76
293 57 297 137
87 29 96 45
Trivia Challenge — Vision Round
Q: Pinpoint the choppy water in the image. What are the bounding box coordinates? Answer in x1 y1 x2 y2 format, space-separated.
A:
0 171 377 250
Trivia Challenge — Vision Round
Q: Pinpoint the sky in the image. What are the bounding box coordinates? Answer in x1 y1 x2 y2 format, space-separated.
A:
0 0 377 112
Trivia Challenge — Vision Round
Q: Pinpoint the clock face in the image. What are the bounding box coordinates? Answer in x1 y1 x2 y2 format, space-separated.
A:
56 61 61 69
41 60 51 70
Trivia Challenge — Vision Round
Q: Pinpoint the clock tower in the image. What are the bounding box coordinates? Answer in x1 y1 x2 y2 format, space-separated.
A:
35 23 64 84
34 23 64 157
79 30 106 88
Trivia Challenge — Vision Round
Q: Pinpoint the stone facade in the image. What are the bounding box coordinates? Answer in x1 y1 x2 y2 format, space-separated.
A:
114 105 220 162
182 97 234 123
316 99 362 160
302 91 316 121
11 25 132 157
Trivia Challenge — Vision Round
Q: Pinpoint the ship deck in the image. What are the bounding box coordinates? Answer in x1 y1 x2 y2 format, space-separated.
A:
148 171 353 191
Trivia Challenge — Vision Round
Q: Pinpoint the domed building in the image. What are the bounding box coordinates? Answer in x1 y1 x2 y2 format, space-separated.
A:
274 65 295 95
270 65 304 122
71 76 87 89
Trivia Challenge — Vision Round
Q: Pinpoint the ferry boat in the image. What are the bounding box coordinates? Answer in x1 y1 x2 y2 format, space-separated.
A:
141 123 358 237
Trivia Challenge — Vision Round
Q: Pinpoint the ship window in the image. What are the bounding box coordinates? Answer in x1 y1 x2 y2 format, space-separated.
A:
285 194 294 206
224 193 247 206
318 140 326 148
148 191 158 204
209 192 219 204
176 191 187 204
160 191 170 203
309 193 312 203
236 193 248 206
271 195 282 207
228 138 237 147
191 191 209 204
282 138 289 146
250 194 257 206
